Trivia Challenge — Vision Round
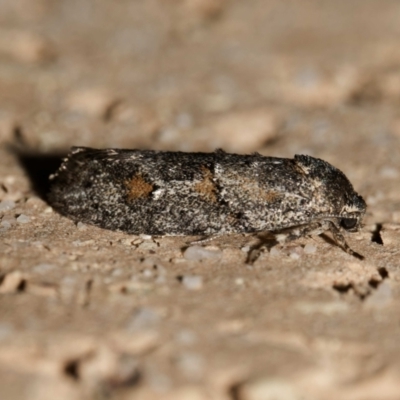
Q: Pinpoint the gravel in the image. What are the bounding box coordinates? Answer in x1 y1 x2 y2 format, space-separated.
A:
183 245 222 261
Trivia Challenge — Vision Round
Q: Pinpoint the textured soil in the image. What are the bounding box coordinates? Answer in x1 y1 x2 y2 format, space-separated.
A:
1 1 400 399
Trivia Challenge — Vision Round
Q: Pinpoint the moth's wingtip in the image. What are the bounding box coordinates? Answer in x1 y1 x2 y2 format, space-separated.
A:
70 146 94 154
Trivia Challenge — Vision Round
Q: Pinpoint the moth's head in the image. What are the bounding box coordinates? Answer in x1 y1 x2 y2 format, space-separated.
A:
338 193 366 232
294 154 367 232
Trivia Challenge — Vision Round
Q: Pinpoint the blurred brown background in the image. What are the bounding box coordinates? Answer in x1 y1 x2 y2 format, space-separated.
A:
1 1 400 399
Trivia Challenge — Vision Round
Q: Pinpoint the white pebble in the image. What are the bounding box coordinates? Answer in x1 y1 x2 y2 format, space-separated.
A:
288 246 303 259
137 241 158 251
76 221 87 230
269 246 281 257
0 216 17 231
142 269 153 278
379 166 399 179
175 329 197 345
175 352 205 380
111 268 123 277
239 378 302 400
0 220 11 231
0 200 15 212
16 214 30 224
33 263 57 274
127 307 160 330
289 252 301 260
303 243 317 254
0 323 13 340
365 281 392 308
181 275 203 290
183 245 221 261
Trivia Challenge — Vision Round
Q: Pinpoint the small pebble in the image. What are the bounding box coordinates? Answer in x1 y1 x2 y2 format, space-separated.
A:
210 108 281 153
142 269 153 278
111 268 123 277
121 238 135 246
239 378 302 400
137 241 158 251
32 263 57 274
379 166 399 179
127 307 160 331
0 200 15 212
76 221 87 230
181 275 203 290
0 271 25 294
303 243 317 254
175 329 197 346
16 214 31 224
365 281 392 308
0 217 16 229
175 352 205 380
0 221 11 231
183 245 222 261
288 246 303 259
65 87 115 117
0 323 13 340
269 246 281 257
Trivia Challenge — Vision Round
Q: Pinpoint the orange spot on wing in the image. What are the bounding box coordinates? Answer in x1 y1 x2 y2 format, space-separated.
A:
126 174 154 200
194 166 217 202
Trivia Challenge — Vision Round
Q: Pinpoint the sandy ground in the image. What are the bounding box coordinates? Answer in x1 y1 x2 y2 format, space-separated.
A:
1 1 400 399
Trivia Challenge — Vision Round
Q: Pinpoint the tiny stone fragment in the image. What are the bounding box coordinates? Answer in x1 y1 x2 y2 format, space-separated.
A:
289 251 301 260
175 352 205 380
183 245 221 261
210 109 281 153
0 216 17 232
365 281 392 309
76 221 87 230
235 277 244 285
303 243 317 254
137 241 158 251
0 200 15 212
269 246 282 257
0 29 54 63
181 275 203 290
33 263 57 274
0 271 25 293
16 214 31 224
65 87 116 118
127 307 160 331
239 378 303 400
288 247 302 260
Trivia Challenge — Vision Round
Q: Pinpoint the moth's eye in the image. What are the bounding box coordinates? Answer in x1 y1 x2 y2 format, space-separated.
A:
341 218 357 230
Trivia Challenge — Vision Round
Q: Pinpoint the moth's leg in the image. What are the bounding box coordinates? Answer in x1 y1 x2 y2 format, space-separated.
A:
274 221 327 244
326 221 364 260
276 220 364 259
246 224 321 264
246 233 277 264
190 235 220 245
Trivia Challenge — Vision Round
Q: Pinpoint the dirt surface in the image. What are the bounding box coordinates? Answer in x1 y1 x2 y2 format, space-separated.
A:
1 1 400 399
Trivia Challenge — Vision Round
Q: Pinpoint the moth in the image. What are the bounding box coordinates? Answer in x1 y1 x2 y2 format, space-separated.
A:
48 147 366 258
